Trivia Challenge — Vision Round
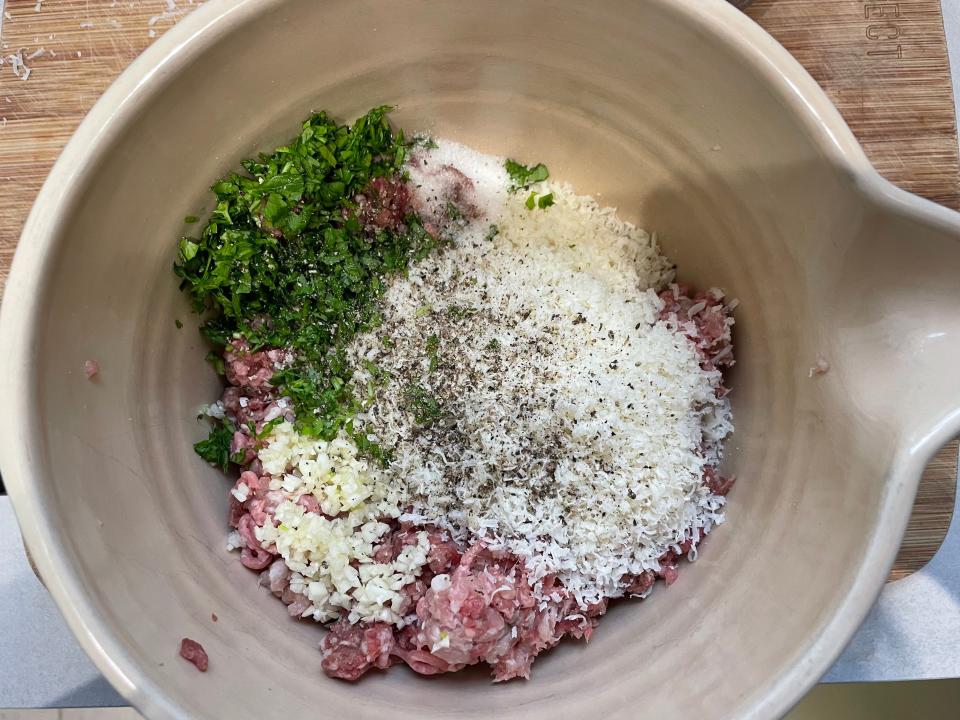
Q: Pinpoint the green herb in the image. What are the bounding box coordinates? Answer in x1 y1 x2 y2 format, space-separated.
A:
522 190 555 211
411 135 439 150
362 359 384 380
444 201 463 222
505 159 549 191
485 224 499 241
205 350 226 375
184 215 199 224
404 383 443 425
253 416 285 440
415 305 432 318
353 431 394 467
175 319 183 329
194 419 238 471
447 304 476 319
178 238 199 262
174 107 433 454
485 338 501 352
426 333 440 372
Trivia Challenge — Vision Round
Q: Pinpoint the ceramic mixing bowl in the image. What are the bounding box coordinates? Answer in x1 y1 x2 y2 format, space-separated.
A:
2 0 960 718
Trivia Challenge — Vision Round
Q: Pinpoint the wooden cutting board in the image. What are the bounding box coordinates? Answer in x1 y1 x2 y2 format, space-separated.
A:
0 0 956 581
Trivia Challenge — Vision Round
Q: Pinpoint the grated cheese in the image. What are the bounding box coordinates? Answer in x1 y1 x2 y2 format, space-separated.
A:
346 140 733 607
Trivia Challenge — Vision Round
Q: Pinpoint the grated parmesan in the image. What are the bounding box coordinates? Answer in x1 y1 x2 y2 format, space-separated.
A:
346 140 733 607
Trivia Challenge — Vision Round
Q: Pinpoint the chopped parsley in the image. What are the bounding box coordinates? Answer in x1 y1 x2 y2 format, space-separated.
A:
176 107 435 458
194 418 240 471
426 333 440 372
505 158 549 191
444 201 463 222
252 417 286 440
447 304 476 319
411 135 439 151
205 350 226 376
525 191 554 211
404 383 443 425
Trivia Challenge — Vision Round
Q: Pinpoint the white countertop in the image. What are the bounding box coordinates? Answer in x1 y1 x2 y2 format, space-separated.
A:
1 0 959 709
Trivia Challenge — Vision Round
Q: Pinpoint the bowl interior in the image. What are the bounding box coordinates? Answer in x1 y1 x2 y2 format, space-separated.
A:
13 0 909 718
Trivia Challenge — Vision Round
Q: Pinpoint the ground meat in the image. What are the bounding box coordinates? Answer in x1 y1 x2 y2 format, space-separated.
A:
230 430 257 467
218 340 294 438
228 496 246 527
413 549 520 668
353 176 412 233
297 494 321 514
425 532 461 572
224 339 284 389
396 578 430 616
318 541 614 682
704 466 736 496
222 385 293 431
657 551 680 587
83 360 100 379
623 570 656 596
286 593 312 618
226 467 287 571
658 284 734 370
248 490 283 527
371 526 461 571
407 157 481 238
179 638 209 672
260 559 290 595
434 164 480 219
371 526 422 563
320 621 396 681
229 471 281 528
391 646 458 675
240 546 274 571
808 352 830 378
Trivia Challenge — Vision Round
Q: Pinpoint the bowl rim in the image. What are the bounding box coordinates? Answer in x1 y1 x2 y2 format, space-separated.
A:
1 0 957 718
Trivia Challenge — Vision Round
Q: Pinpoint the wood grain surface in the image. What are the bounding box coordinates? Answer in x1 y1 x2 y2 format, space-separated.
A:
0 0 956 580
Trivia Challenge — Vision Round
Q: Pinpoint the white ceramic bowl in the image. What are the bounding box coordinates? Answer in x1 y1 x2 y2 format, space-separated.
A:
3 1 960 718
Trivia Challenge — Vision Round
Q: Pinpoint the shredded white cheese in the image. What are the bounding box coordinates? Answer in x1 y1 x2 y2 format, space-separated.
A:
346 140 733 607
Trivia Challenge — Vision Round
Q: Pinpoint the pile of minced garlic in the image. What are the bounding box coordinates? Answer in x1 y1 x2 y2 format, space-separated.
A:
324 140 736 609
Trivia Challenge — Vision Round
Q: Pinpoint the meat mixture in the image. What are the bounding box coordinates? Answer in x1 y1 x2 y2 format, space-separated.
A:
175 108 736 683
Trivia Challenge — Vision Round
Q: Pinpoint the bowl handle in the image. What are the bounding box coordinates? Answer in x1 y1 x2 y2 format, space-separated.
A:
825 442 960 681
831 175 960 456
